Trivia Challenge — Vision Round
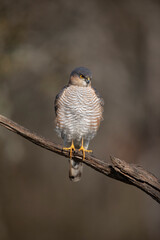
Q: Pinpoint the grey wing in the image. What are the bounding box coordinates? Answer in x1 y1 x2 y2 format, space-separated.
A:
92 87 104 121
92 87 104 107
54 85 68 116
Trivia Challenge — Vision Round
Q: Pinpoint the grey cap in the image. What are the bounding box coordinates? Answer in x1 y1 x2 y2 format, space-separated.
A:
70 67 92 79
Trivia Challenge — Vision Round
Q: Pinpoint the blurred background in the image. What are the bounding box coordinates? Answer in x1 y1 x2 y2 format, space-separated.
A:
0 0 160 239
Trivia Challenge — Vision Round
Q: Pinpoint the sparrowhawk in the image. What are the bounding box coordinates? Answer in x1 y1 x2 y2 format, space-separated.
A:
54 67 103 182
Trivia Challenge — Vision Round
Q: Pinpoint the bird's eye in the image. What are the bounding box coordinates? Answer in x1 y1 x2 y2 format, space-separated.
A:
80 75 84 79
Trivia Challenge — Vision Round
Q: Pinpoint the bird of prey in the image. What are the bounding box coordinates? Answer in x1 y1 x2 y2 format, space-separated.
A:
54 67 103 182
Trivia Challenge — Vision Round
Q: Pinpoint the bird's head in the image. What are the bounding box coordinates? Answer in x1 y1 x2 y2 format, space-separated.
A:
69 67 92 87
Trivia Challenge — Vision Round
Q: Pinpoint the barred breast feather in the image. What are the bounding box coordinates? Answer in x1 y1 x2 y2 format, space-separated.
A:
55 85 103 144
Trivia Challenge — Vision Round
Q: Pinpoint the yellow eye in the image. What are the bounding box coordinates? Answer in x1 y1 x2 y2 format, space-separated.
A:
80 75 84 79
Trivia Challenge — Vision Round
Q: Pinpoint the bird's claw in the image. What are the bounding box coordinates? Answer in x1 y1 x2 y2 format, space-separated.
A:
63 140 75 159
78 138 92 160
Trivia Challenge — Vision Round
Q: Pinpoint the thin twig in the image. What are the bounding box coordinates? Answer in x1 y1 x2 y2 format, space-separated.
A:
0 114 160 203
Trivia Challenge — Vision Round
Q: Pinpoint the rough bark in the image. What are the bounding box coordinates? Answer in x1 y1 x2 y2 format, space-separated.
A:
0 114 160 203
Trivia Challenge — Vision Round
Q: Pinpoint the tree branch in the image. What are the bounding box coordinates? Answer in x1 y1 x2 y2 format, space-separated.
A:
0 114 160 203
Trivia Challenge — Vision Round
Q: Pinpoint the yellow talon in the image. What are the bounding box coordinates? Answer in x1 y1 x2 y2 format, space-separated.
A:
63 140 75 159
78 138 92 160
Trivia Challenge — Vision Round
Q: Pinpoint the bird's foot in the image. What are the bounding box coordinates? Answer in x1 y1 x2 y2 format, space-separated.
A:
78 138 92 160
63 140 75 159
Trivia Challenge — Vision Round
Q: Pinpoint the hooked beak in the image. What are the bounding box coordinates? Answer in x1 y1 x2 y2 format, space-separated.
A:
85 77 90 85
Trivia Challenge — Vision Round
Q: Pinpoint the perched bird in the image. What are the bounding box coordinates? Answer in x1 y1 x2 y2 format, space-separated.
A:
54 67 103 182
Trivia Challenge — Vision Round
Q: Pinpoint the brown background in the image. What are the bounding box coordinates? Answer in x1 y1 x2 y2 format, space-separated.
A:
0 0 160 239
